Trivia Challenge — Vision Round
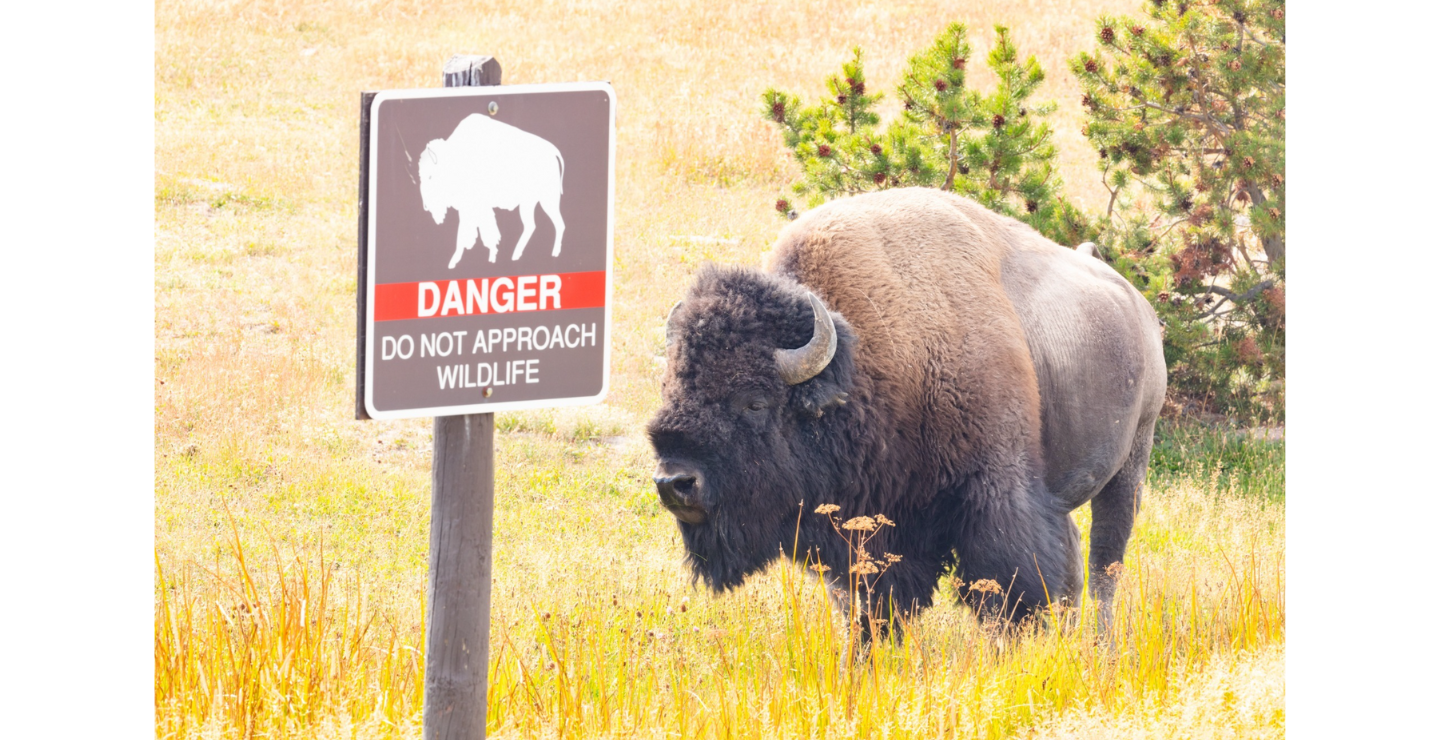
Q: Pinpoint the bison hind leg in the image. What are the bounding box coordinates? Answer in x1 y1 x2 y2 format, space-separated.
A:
540 190 564 257
1087 423 1155 633
510 202 538 261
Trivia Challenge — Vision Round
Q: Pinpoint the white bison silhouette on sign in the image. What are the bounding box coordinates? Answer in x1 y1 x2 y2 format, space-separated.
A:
419 114 566 268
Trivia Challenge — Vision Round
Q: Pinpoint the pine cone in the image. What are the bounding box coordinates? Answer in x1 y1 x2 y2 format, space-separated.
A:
837 94 847 104
992 114 1005 129
775 199 790 213
1100 26 1116 44
852 80 865 95
1025 200 1039 213
1084 58 1099 73
1130 25 1145 36
873 172 887 184
959 164 970 175
1229 59 1242 71
870 144 882 155
817 144 833 158
771 101 785 122
952 57 966 69
934 79 948 92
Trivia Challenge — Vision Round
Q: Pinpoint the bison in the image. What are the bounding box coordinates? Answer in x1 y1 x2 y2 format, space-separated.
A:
419 114 566 268
647 188 1166 632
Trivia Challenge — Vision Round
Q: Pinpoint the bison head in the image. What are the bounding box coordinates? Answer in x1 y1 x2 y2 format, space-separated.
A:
647 266 857 591
417 139 448 226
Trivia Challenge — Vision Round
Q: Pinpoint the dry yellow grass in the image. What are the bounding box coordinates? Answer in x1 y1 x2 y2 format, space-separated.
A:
155 1 1282 737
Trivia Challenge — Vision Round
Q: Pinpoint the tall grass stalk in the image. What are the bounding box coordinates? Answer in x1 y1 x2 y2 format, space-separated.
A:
158 483 1281 739
155 510 425 739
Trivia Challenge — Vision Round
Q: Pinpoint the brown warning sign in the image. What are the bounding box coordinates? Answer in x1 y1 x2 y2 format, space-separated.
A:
361 83 615 419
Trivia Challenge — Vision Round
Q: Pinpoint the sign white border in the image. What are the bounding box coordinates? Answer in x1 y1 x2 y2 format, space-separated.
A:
363 82 616 420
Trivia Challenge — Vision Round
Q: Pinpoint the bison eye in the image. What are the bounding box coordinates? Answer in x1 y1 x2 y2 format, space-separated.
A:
735 394 770 415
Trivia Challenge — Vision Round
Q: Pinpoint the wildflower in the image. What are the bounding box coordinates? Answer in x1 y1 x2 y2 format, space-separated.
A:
1105 561 1126 578
842 516 877 531
968 579 1002 595
815 504 841 515
884 552 903 563
875 514 895 527
851 561 879 575
810 563 831 573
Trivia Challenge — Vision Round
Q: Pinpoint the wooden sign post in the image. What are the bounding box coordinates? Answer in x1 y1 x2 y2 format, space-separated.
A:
356 52 615 740
424 54 501 740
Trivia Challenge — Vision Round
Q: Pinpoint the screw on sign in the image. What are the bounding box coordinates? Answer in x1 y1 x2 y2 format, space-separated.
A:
355 55 615 739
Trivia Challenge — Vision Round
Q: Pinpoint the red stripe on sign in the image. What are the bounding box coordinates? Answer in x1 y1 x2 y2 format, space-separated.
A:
373 271 607 322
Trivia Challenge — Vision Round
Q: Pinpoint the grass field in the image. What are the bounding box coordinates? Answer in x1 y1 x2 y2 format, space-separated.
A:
155 1 1284 737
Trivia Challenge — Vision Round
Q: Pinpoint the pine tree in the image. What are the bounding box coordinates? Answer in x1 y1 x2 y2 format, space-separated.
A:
1073 0 1285 421
763 25 1095 246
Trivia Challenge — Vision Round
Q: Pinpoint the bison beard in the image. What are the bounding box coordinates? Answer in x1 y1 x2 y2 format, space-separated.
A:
649 189 1166 636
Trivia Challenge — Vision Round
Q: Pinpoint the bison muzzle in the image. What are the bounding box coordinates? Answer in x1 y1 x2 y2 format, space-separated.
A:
648 188 1166 635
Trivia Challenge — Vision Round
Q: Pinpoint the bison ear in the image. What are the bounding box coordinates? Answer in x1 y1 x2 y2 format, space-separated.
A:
789 315 856 418
800 391 849 418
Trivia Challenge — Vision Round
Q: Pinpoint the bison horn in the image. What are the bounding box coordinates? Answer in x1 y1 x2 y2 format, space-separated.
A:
664 301 683 347
775 292 836 385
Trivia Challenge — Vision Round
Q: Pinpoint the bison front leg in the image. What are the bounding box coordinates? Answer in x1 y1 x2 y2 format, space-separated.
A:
954 481 1081 628
476 209 501 263
857 555 946 645
450 212 478 269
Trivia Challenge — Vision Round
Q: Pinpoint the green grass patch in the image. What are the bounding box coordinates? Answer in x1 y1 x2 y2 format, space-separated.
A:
1149 417 1285 500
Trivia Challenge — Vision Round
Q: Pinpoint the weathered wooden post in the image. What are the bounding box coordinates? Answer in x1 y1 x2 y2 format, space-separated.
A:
357 54 614 740
424 54 502 740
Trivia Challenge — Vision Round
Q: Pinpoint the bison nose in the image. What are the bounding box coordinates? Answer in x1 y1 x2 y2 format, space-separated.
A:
655 473 697 502
654 466 706 524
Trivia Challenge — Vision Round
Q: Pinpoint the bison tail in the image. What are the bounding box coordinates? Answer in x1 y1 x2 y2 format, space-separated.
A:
556 152 565 194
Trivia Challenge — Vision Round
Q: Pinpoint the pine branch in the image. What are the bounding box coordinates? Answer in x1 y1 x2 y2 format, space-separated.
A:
942 129 959 191
1200 279 1274 311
